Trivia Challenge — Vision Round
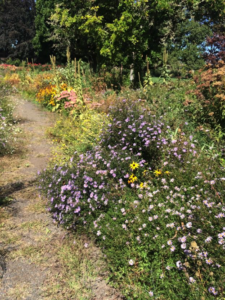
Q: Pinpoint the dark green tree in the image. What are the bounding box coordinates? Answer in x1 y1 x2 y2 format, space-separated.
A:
168 19 212 75
0 0 35 60
33 0 62 62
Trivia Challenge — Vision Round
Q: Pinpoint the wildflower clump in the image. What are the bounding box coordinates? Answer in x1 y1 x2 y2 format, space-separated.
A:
39 98 225 299
36 84 57 107
0 96 13 155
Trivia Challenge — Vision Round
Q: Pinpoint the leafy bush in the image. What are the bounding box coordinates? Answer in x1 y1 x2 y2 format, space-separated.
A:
190 60 225 130
48 109 109 164
39 98 225 299
5 58 21 66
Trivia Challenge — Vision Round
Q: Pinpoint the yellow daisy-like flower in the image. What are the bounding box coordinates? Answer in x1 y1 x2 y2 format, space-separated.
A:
133 176 138 182
164 171 170 175
154 169 162 177
139 182 144 188
128 174 138 184
130 161 139 170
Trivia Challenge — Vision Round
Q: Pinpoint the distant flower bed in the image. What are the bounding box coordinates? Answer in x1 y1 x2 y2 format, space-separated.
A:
0 63 18 71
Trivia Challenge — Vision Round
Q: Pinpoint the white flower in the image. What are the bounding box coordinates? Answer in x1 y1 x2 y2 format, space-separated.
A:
189 277 196 284
186 222 192 228
129 259 134 266
181 243 186 249
176 261 182 269
167 240 172 246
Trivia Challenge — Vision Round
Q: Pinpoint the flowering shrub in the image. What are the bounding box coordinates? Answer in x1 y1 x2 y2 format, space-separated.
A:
3 73 21 86
36 84 57 107
55 89 85 114
0 64 18 71
191 60 225 130
39 98 225 299
27 62 51 72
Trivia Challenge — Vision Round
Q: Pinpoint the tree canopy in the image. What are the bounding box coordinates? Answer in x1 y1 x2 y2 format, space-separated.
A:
0 0 35 59
45 0 225 70
1 0 225 72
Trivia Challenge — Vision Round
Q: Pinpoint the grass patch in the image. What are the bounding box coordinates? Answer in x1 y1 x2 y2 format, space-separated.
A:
9 244 46 264
42 234 107 300
20 220 49 233
6 283 31 300
26 200 47 214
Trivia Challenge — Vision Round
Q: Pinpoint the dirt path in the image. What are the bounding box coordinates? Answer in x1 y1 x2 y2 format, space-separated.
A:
0 96 123 300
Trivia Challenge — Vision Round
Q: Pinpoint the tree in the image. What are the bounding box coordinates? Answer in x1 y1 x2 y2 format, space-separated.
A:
168 19 212 74
39 0 225 71
0 0 35 60
203 33 225 66
33 0 61 62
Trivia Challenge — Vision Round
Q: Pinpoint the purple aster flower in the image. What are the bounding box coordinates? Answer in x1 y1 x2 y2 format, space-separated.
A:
206 258 213 265
208 287 218 295
205 236 213 243
170 246 176 252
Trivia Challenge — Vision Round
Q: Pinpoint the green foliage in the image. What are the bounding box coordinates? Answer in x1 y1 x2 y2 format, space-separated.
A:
46 0 225 78
48 109 109 164
168 19 212 75
5 58 21 67
0 0 35 59
33 0 62 62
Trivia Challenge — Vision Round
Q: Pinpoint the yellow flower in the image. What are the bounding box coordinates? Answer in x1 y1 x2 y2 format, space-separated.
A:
164 171 170 175
128 174 138 184
154 169 162 177
140 182 144 188
130 161 139 170
132 176 138 182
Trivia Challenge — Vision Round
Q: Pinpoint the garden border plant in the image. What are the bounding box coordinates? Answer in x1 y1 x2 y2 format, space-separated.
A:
39 98 225 299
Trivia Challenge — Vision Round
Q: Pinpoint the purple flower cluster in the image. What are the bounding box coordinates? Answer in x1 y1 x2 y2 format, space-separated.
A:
39 98 225 298
0 104 10 154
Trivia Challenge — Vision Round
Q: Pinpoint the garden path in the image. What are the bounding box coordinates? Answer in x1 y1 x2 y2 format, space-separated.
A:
0 95 123 300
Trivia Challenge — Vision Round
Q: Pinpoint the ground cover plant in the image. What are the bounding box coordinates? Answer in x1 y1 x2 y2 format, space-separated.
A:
39 97 225 299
